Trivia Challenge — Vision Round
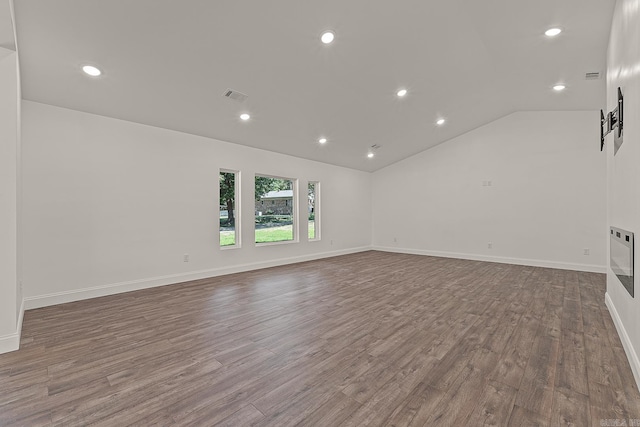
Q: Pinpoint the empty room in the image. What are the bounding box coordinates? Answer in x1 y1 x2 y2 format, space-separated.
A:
1 0 640 425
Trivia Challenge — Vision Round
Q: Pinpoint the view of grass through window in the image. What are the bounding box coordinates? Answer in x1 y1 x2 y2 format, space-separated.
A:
308 182 318 240
255 176 295 244
220 170 238 247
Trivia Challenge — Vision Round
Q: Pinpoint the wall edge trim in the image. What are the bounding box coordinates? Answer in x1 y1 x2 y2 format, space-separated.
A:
372 246 606 273
23 246 373 310
0 298 24 355
605 292 640 393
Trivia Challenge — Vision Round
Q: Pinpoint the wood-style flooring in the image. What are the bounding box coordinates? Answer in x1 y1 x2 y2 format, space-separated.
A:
1 251 639 426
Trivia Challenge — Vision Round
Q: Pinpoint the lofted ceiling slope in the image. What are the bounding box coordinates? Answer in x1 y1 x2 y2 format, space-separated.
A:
0 0 15 51
14 0 614 172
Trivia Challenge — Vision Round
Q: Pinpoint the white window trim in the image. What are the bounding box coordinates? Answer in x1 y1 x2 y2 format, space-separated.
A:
254 173 299 246
308 181 320 242
220 169 241 250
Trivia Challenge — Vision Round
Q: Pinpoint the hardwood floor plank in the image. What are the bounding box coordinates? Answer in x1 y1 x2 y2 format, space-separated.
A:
425 365 488 426
424 323 483 390
467 379 518 426
512 330 560 419
0 252 638 426
491 310 541 389
508 404 550 427
341 357 398 405
550 386 590 427
555 329 589 396
298 392 361 427
588 380 629 423
340 382 408 427
383 382 444 427
214 404 264 427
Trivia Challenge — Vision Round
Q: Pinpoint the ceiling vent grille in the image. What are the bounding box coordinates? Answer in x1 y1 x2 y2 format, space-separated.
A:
585 72 601 80
223 89 248 102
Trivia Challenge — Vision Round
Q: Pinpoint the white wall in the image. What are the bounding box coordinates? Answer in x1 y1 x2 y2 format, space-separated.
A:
21 101 372 307
372 111 606 272
605 0 640 390
0 44 20 351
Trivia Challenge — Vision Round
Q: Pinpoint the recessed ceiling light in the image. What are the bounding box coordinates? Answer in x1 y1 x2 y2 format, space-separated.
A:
367 152 374 158
82 65 101 77
397 89 408 97
436 118 446 125
321 31 335 44
553 84 566 91
318 137 327 144
240 113 251 121
545 28 562 37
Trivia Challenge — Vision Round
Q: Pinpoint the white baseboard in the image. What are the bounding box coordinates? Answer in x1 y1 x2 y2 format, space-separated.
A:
0 299 25 354
24 246 373 310
373 246 606 273
605 292 640 392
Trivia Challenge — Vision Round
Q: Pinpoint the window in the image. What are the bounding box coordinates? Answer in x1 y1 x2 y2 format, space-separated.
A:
308 181 320 240
255 175 297 244
220 170 240 248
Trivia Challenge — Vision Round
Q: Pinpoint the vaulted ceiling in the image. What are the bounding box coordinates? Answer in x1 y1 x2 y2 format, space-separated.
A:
14 0 614 171
0 1 15 51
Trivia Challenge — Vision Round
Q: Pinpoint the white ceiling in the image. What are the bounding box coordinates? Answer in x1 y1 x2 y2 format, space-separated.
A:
0 0 15 51
14 0 614 172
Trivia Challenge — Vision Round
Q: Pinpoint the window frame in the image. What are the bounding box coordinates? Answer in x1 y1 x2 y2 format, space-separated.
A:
254 173 298 246
219 169 241 250
308 181 320 242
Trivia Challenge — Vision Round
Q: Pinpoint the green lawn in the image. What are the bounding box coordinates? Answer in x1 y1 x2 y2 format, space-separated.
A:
255 226 293 243
220 232 236 246
220 223 315 246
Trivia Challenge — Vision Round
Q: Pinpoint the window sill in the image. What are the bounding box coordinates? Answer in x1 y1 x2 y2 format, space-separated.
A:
255 240 299 247
220 245 241 250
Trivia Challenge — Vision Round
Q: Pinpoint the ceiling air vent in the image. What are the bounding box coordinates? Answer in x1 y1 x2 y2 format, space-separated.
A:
585 72 601 80
223 89 248 102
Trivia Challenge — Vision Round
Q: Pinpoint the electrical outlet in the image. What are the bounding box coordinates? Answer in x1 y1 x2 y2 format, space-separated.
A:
583 248 590 256
488 242 493 249
393 237 397 243
183 253 189 262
